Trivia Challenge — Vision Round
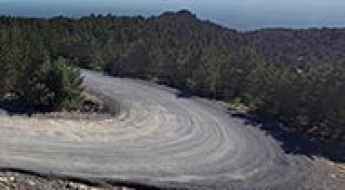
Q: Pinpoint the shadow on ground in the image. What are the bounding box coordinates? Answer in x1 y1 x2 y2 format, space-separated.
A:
0 99 52 116
176 90 193 98
0 93 114 117
231 112 345 163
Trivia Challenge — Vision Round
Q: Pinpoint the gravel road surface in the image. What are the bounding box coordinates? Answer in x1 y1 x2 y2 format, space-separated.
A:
0 70 339 189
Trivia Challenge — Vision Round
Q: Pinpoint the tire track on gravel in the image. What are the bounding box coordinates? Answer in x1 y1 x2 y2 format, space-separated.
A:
0 70 329 189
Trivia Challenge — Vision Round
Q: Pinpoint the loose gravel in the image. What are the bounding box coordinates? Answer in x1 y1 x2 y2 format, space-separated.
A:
0 70 343 189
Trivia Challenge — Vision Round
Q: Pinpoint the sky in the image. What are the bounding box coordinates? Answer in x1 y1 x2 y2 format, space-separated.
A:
0 0 344 30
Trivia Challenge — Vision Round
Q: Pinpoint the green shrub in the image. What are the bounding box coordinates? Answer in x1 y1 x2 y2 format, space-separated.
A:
11 56 84 112
46 57 84 111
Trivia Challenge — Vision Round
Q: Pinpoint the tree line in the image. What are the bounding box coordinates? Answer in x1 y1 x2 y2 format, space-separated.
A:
0 27 83 113
0 10 344 143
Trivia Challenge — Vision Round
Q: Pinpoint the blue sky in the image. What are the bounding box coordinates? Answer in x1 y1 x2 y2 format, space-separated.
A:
0 0 344 30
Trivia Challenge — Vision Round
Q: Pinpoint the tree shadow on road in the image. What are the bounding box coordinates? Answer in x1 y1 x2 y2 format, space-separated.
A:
0 98 51 116
231 112 345 163
176 89 194 98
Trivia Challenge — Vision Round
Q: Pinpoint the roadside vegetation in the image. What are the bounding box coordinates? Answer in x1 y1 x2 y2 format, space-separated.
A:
0 29 84 113
0 10 344 143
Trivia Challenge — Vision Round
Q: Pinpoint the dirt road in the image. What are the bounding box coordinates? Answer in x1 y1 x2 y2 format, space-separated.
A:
0 70 340 189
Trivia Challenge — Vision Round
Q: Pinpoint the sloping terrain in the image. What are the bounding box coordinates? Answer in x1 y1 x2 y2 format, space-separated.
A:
0 71 340 189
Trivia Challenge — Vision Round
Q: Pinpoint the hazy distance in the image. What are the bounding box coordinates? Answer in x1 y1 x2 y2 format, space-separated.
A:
0 0 344 30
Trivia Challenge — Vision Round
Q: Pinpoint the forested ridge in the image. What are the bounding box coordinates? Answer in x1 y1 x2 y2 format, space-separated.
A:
0 10 344 143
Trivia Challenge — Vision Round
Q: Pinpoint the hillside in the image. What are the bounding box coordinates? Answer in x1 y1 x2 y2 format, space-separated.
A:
248 28 345 65
0 10 345 144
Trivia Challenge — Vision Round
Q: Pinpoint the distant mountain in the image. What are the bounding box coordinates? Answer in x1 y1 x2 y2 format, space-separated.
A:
1 10 345 66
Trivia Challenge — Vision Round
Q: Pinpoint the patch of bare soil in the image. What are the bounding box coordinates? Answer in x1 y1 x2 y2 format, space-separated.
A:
0 172 135 190
326 161 345 183
303 159 345 190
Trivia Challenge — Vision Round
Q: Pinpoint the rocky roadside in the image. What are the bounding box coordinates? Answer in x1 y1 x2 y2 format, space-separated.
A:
308 159 345 190
327 161 345 182
301 159 345 190
0 172 136 190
